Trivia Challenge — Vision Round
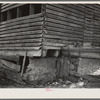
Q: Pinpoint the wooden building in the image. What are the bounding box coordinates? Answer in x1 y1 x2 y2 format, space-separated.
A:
1 4 100 83
1 4 100 58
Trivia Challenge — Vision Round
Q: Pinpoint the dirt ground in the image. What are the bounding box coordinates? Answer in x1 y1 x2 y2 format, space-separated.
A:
0 77 100 88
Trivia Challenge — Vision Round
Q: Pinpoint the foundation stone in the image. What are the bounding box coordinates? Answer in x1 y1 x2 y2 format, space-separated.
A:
23 57 57 84
78 58 100 75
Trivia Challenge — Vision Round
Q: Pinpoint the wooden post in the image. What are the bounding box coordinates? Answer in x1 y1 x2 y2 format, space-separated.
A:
17 6 20 18
21 51 27 77
7 10 10 20
30 4 34 15
55 57 61 79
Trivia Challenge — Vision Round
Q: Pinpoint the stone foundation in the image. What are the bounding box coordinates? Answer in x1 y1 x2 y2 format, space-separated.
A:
22 57 57 84
22 56 81 84
23 57 100 84
78 58 100 75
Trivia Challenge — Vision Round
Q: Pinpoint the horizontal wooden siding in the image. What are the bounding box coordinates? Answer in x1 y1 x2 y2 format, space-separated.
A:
43 4 100 49
44 4 85 49
0 13 43 51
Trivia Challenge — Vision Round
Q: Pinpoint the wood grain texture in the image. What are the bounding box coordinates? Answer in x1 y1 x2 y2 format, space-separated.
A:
1 4 100 56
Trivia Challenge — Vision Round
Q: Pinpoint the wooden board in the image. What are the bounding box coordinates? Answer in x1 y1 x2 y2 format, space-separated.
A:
0 62 24 84
0 59 21 72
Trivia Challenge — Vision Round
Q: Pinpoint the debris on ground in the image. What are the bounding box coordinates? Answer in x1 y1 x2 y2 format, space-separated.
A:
45 79 72 88
0 76 100 88
92 68 100 75
69 81 84 88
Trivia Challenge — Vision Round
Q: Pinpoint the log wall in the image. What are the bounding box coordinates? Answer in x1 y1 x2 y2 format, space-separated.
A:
0 13 43 50
0 4 44 57
1 4 100 57
44 4 100 49
93 5 100 47
43 4 85 50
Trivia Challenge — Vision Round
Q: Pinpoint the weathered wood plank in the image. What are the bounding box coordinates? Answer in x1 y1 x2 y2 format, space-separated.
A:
0 55 19 62
1 4 15 9
46 13 84 25
43 46 61 50
46 18 83 28
0 38 42 44
0 18 44 32
45 30 83 37
43 38 81 45
0 63 24 84
0 46 42 50
0 16 44 29
44 34 83 40
0 59 21 72
0 43 42 47
0 30 42 38
0 21 43 31
44 36 82 41
0 49 42 57
0 13 43 25
45 22 84 34
45 26 83 34
47 4 85 17
0 34 42 41
70 72 100 82
43 42 65 47
46 5 85 20
1 3 8 5
46 8 84 19
66 4 85 13
0 26 43 34
46 22 83 32
1 4 17 9
1 4 24 12
43 38 66 44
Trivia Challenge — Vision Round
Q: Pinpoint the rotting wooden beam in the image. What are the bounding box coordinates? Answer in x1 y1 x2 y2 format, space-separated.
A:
62 47 100 59
70 71 100 82
0 59 21 72
0 49 42 57
0 55 19 62
0 62 25 84
1 4 24 12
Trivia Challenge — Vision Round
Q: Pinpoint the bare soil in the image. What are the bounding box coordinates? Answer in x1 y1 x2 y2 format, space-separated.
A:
0 77 100 88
